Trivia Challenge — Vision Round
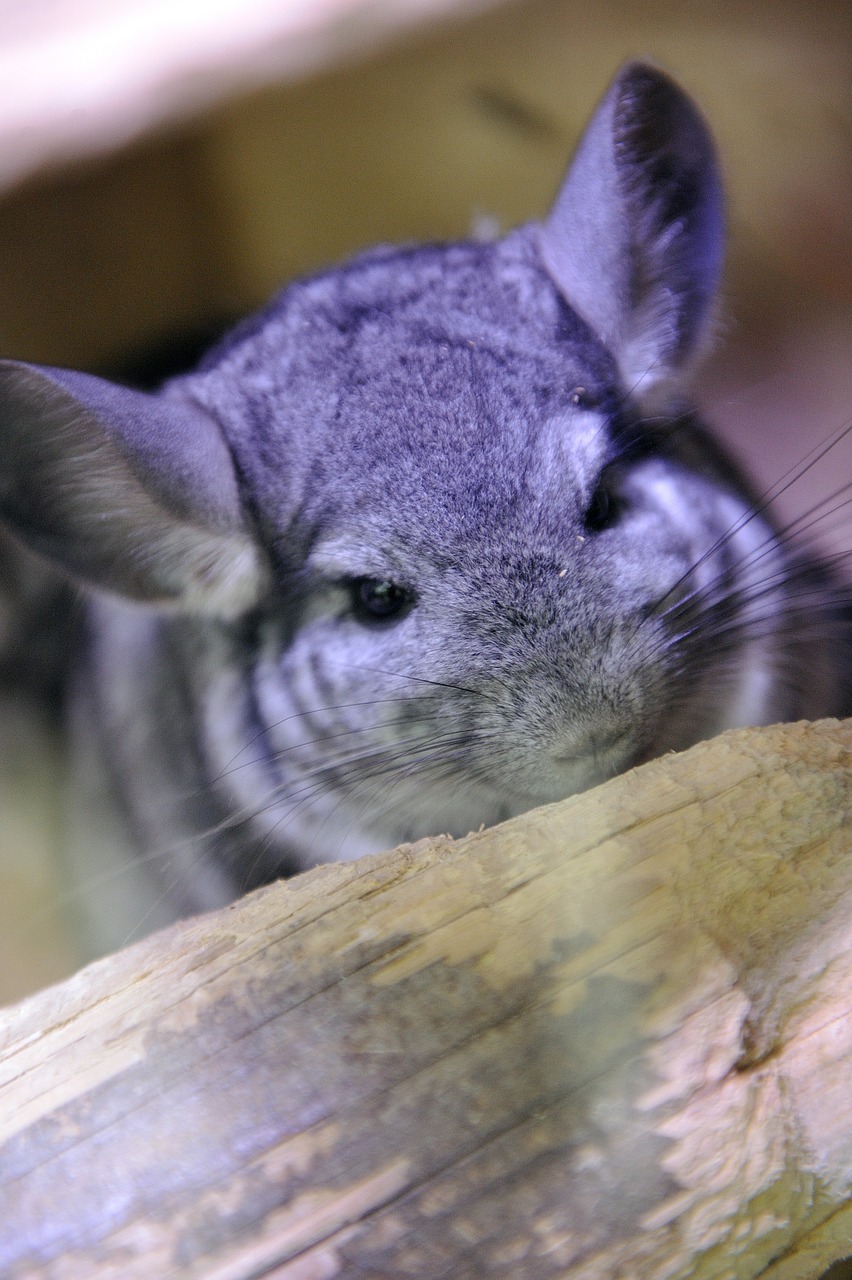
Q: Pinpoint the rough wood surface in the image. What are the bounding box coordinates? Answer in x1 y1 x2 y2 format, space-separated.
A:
0 719 849 1279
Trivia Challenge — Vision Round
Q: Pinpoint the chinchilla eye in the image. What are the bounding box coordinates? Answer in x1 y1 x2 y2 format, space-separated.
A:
583 475 624 533
351 577 414 623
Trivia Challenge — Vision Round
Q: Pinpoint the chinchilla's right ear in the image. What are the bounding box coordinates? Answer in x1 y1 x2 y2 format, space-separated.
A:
539 62 724 400
0 360 263 615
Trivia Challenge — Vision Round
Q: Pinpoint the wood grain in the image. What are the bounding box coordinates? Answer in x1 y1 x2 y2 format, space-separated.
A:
0 718 849 1277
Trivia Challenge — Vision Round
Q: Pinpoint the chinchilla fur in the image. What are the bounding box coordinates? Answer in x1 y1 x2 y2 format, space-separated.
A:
0 63 848 955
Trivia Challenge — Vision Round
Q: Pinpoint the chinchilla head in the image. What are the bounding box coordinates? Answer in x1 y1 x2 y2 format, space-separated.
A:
0 64 843 884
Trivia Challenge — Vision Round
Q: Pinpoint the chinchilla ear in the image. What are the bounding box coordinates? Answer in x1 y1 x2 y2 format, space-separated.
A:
538 62 724 398
0 360 263 615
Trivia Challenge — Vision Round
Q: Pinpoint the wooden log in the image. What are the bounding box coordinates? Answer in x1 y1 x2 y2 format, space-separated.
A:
0 719 849 1279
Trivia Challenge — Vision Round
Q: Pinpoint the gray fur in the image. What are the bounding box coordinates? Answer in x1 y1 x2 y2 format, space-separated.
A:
0 63 848 955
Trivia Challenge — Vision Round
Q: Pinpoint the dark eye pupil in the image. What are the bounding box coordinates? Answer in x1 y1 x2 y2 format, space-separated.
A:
584 479 622 533
353 578 411 621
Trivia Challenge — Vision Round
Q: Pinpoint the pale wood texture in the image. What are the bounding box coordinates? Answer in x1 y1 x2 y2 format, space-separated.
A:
0 719 849 1278
0 0 502 195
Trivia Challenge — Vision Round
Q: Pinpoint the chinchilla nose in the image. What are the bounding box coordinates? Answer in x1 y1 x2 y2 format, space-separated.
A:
548 710 637 766
550 734 629 766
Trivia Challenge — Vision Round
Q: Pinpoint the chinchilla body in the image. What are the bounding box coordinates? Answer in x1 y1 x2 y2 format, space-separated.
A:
0 65 848 954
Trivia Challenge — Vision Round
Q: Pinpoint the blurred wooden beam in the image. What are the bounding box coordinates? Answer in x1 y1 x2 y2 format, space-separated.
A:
0 0 504 195
0 719 849 1278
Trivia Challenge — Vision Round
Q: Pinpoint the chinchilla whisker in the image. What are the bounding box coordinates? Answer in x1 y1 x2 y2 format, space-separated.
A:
261 717 475 795
730 418 852 533
324 657 521 706
732 487 852 566
664 592 850 663
201 731 463 858
245 733 479 864
329 661 494 701
243 725 475 842
39 728 443 918
211 691 447 780
324 749 477 863
764 416 852 493
660 601 824 662
334 741 498 838
289 736 479 823
651 421 852 615
214 697 455 783
114 880 188 951
658 539 850 634
700 555 848 625
15 724 476 940
240 724 479 823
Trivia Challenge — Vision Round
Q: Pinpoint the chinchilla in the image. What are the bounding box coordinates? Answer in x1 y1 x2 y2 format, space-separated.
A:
0 63 848 956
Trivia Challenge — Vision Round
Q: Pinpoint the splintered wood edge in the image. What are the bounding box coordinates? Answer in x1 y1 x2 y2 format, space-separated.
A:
0 717 849 1280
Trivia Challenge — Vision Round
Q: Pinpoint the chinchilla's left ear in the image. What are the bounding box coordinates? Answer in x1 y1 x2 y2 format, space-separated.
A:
0 360 263 615
538 62 724 399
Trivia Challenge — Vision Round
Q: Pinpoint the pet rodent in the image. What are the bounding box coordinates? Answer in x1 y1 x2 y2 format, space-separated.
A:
0 62 848 955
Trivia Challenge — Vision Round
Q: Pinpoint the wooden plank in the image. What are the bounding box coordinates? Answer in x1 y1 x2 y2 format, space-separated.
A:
0 719 849 1277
